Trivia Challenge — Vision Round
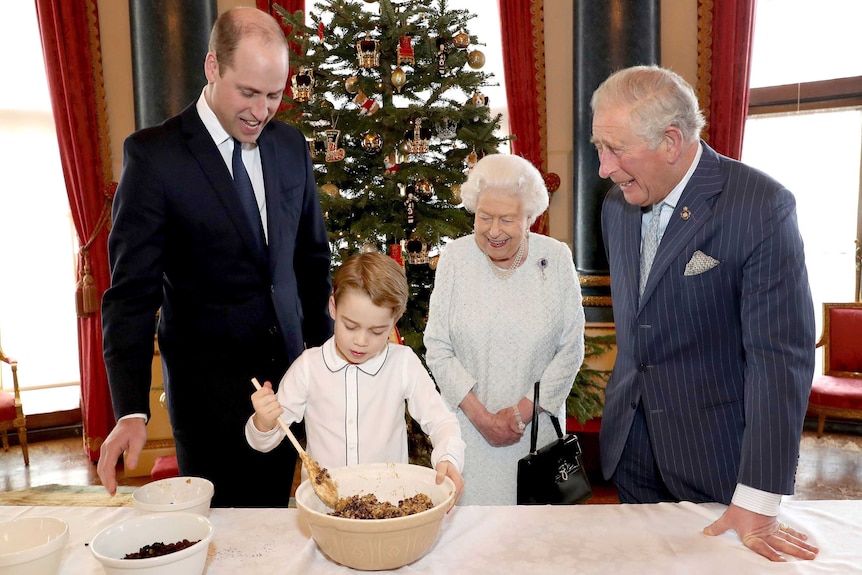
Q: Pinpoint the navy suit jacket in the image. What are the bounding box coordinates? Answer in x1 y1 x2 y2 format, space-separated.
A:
599 142 815 503
102 103 333 438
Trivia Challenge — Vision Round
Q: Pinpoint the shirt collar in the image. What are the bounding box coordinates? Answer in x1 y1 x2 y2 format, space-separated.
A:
321 337 389 376
195 87 231 148
662 140 703 210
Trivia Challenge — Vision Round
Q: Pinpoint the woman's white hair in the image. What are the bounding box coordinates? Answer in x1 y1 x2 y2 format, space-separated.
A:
459 154 549 225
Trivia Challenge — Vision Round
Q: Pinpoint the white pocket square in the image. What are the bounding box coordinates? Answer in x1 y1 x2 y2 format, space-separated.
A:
685 250 720 276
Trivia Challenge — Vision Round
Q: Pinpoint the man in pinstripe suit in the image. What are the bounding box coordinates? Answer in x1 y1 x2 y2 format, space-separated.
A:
591 66 819 562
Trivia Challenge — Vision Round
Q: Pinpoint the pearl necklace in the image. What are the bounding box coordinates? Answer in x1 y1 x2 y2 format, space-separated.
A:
486 235 527 280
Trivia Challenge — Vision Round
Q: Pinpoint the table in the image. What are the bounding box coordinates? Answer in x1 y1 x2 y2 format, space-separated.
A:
2 500 860 574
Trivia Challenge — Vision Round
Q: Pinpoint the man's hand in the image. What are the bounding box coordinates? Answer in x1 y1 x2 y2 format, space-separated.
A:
703 503 819 561
97 417 147 496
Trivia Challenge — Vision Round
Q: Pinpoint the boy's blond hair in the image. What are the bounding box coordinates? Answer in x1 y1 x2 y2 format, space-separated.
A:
333 252 408 319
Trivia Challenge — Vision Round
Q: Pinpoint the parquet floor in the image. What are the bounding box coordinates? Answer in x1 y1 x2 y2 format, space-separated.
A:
1 421 861 503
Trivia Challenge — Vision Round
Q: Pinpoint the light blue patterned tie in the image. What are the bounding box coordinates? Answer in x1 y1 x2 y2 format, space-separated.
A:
639 201 665 300
232 139 266 255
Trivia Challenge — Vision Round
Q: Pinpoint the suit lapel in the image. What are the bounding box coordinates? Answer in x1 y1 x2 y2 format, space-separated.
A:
638 142 723 309
621 201 644 312
181 106 268 265
258 129 281 259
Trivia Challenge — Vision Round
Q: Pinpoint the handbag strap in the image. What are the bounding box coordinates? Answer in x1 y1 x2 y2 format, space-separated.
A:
528 380 565 454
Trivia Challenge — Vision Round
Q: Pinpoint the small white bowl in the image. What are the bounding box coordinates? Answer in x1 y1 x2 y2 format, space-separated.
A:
0 516 69 575
133 476 214 516
89 512 213 575
296 462 456 571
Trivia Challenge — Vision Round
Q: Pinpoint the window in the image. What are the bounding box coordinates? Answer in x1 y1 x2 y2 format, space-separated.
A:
742 0 862 371
0 2 80 390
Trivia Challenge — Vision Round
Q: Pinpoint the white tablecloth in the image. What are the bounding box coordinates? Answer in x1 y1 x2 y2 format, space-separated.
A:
1 500 859 574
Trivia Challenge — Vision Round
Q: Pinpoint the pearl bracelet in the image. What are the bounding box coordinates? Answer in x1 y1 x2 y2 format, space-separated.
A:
513 404 526 431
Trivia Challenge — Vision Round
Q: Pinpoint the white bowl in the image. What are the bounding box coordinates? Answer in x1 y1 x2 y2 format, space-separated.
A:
89 512 213 575
0 516 69 575
133 476 214 516
295 462 456 571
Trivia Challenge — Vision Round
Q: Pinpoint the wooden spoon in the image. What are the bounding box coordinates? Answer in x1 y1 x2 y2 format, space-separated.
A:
251 378 339 508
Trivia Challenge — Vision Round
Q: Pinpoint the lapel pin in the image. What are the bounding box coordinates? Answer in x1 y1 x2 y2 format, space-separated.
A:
680 206 691 221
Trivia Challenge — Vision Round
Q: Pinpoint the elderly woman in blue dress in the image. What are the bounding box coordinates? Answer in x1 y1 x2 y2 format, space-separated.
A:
425 154 585 505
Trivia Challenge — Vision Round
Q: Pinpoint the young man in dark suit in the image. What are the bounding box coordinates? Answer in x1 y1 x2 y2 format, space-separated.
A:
591 65 819 561
98 6 332 507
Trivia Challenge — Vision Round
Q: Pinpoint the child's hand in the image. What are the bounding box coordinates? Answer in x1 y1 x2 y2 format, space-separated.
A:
251 380 283 432
435 461 464 507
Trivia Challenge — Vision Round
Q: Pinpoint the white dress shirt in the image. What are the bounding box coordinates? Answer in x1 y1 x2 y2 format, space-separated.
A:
195 88 268 242
245 338 465 480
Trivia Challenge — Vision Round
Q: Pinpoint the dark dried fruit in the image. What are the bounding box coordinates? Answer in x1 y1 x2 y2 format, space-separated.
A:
123 539 199 559
329 493 433 519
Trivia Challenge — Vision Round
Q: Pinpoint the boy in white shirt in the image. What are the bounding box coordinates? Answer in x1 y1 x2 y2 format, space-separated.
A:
246 252 465 500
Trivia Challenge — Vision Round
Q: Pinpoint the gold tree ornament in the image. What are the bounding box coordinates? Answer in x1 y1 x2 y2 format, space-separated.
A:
291 66 315 102
453 31 470 49
356 34 380 68
414 178 434 200
324 129 345 162
405 238 429 265
450 183 462 203
319 183 340 197
361 132 384 155
391 66 407 93
401 118 431 154
467 49 485 69
344 76 359 94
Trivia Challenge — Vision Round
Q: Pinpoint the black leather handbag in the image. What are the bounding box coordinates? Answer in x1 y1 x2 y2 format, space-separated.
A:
517 381 592 505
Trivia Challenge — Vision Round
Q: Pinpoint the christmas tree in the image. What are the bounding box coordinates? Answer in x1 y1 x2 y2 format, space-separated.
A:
276 0 507 355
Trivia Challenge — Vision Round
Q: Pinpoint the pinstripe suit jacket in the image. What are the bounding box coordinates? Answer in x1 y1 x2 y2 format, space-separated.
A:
599 142 815 504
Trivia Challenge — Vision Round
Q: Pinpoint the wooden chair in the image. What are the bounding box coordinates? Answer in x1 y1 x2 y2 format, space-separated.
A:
0 341 29 465
808 302 862 436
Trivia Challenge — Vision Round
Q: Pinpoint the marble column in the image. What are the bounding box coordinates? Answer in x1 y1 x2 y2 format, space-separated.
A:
129 0 217 130
573 1 660 322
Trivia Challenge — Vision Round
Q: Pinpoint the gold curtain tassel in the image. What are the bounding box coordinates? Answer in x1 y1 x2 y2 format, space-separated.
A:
75 278 86 318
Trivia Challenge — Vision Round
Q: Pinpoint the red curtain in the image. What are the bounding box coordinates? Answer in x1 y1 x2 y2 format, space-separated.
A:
498 0 554 234
257 0 305 32
35 0 115 461
258 0 305 110
696 0 757 160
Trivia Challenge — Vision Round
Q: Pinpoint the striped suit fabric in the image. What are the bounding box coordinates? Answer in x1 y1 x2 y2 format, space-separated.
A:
599 141 815 504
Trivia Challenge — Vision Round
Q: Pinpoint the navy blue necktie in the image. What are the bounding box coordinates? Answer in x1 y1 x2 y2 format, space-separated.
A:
232 139 266 254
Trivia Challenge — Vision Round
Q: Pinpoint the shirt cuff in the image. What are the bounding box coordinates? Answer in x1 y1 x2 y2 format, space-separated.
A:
434 454 464 474
118 413 147 422
731 484 782 516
